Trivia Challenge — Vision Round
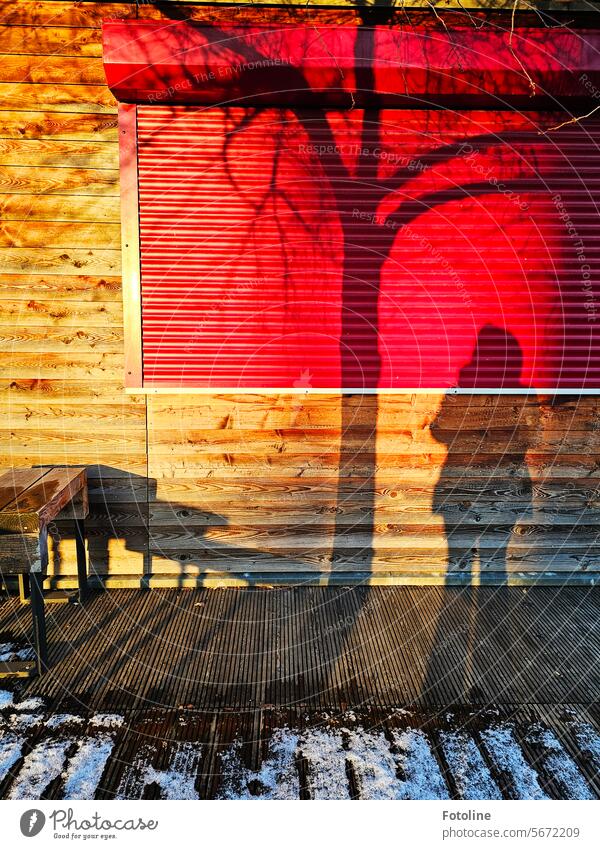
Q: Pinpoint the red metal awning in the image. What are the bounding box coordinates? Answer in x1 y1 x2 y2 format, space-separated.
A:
106 19 600 391
103 20 600 108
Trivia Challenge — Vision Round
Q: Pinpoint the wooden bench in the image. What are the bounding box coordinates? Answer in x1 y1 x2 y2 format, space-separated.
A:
0 467 90 677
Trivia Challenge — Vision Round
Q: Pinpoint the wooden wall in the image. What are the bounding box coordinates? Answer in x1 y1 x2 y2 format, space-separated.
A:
1 0 599 586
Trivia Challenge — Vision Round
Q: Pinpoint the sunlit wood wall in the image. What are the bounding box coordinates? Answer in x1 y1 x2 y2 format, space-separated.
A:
0 0 599 586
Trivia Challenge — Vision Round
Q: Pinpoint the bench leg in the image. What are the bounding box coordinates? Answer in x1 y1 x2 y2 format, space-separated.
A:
30 572 47 676
75 518 88 604
18 573 30 604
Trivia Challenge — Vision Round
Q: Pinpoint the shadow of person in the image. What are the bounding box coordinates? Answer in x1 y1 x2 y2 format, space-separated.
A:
422 325 540 706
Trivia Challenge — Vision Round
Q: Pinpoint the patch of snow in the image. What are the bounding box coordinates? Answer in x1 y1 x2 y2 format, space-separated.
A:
219 729 299 800
13 696 44 712
46 714 85 730
479 725 547 800
345 728 402 800
10 713 43 730
116 742 201 800
568 721 600 769
89 713 124 730
0 644 34 662
144 743 201 800
62 734 115 800
0 691 14 710
525 725 593 800
299 729 349 799
0 729 25 784
9 737 71 799
218 726 449 800
440 731 502 800
115 744 156 800
391 729 449 800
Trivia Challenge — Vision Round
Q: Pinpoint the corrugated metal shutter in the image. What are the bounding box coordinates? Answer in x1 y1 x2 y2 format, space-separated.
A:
137 106 600 390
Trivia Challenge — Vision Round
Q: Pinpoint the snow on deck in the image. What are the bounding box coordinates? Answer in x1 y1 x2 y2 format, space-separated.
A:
0 690 598 800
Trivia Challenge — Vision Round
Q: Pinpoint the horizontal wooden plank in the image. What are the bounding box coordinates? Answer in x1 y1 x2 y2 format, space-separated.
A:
0 325 123 352
147 421 600 442
0 166 118 195
145 548 600 571
0 430 146 453
0 402 144 427
148 455 600 480
0 82 116 113
149 504 600 524
0 55 106 85
0 111 118 141
80 503 149 528
147 395 600 430
0 351 124 378
0 454 147 477
0 248 120 275
146 521 597 552
0 139 117 169
0 222 121 249
0 379 142 403
87 475 148 499
0 26 102 57
146 527 600 552
0 2 135 27
0 273 121 299
150 480 600 506
0 532 41 572
148 452 600 476
147 430 600 456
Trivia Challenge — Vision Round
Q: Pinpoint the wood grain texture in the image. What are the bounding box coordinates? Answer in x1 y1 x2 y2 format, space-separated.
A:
0 273 121 299
0 2 135 27
0 54 106 85
0 82 116 112
0 1 597 582
0 248 120 275
0 325 123 351
0 139 118 169
0 111 118 141
0 26 104 57
0 166 118 195
0 222 120 248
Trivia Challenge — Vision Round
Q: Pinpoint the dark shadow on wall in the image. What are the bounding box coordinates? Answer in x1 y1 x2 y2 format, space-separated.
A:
431 325 540 580
422 326 541 704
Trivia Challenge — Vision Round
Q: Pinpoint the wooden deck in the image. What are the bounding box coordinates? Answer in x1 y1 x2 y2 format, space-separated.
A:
1 585 599 712
2 586 600 800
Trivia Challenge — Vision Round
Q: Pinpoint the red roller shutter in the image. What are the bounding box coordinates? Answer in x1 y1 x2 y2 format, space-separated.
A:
105 21 600 391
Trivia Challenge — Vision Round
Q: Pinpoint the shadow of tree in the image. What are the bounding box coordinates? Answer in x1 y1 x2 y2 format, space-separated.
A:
31 6 600 710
